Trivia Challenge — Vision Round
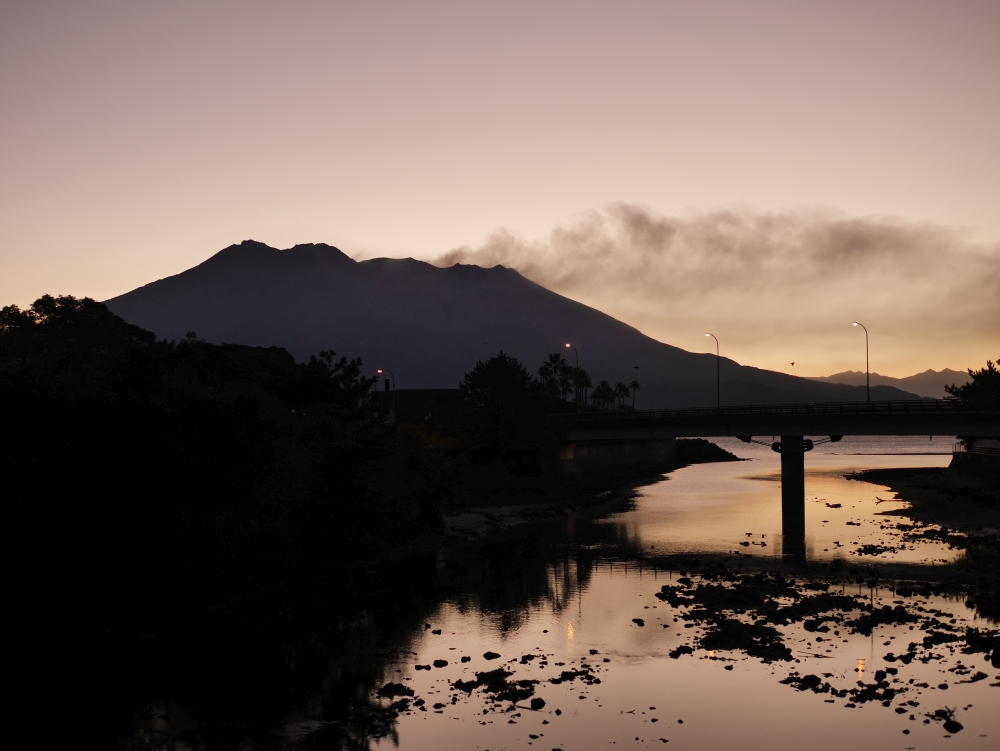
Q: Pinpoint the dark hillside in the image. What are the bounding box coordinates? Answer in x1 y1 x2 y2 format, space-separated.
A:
106 241 919 407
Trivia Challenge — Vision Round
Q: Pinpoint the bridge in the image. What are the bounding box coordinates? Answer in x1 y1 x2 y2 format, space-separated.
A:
547 399 999 559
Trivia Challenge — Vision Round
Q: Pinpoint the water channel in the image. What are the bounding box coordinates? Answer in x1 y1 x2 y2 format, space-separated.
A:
128 436 999 750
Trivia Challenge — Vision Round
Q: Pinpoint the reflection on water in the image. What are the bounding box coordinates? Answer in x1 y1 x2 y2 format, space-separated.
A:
383 564 997 751
611 436 957 564
127 437 999 750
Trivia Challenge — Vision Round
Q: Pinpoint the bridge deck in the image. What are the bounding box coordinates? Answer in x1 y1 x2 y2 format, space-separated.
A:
547 399 1000 440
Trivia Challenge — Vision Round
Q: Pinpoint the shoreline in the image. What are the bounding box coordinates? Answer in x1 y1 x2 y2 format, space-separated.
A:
429 459 1000 618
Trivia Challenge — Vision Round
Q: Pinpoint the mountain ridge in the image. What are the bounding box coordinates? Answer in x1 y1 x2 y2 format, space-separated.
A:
104 240 921 408
807 368 970 399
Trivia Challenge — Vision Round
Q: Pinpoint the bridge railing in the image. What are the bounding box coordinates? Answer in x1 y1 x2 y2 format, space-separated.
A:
546 399 999 424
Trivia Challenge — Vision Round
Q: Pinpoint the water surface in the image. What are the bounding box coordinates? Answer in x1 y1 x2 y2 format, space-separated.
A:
128 436 999 750
373 436 998 751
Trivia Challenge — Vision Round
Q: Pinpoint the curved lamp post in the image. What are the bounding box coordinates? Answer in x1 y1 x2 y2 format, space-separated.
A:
565 343 580 413
705 333 720 408
852 322 869 403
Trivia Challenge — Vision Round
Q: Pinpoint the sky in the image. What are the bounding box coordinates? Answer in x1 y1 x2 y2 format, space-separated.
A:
2 0 997 377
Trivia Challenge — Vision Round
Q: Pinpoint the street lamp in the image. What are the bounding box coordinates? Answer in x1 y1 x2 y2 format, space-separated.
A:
565 343 580 413
376 368 396 414
705 333 720 408
852 322 869 403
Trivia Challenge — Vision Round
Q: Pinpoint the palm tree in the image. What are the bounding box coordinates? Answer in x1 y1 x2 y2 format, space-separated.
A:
556 360 574 402
576 369 593 408
539 352 570 402
629 379 640 410
614 382 629 410
593 379 614 411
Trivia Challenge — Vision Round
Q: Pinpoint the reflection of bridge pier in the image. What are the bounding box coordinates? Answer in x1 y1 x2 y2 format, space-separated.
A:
548 399 999 563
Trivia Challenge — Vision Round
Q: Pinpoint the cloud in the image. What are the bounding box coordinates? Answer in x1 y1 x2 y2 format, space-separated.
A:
435 204 1000 374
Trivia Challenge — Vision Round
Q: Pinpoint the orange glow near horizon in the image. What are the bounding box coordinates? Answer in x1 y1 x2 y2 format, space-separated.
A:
1 2 996 376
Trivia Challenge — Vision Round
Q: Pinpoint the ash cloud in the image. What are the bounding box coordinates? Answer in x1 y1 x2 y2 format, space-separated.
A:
435 205 1000 373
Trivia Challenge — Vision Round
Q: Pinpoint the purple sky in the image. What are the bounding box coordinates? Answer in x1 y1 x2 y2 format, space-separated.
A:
2 1 997 376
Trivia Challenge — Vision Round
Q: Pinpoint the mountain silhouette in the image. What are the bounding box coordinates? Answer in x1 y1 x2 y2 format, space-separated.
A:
807 369 970 399
105 240 920 407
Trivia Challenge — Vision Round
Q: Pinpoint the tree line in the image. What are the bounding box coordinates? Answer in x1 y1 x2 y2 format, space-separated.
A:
0 299 631 631
536 351 641 411
1 296 444 631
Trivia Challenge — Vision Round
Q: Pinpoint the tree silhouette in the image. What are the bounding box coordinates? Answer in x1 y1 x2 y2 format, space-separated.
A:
538 352 573 403
461 351 545 451
629 380 641 409
614 382 629 410
945 356 999 449
592 379 614 411
946 356 999 403
576 369 593 408
1 295 442 630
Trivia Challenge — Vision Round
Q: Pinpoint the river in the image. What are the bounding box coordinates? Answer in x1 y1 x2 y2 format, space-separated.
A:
127 436 999 750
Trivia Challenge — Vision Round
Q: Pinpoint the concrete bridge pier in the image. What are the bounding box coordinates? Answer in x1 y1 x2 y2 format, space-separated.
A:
775 435 808 560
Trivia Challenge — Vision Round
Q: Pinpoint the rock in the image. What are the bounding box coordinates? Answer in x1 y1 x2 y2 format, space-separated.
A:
432 629 442 635
530 698 546 710
555 709 562 715
633 618 645 627
377 682 415 698
669 646 693 659
461 656 471 663
433 659 448 668
415 664 431 670
483 651 501 660
943 719 963 733
724 665 734 671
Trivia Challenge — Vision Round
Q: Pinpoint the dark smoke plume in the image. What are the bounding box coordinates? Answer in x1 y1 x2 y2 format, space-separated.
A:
435 204 999 372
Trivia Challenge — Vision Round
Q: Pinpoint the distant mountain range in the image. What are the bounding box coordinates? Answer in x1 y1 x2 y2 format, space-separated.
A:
806 369 970 399
105 241 922 408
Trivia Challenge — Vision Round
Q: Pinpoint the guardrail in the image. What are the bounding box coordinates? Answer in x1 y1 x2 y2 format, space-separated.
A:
547 399 1000 424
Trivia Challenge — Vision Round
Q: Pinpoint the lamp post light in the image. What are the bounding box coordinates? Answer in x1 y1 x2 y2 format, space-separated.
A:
705 333 720 409
376 368 396 415
565 343 580 413
852 322 869 404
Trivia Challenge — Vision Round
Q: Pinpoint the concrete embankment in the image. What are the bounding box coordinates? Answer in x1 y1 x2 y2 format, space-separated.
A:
950 448 1000 485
